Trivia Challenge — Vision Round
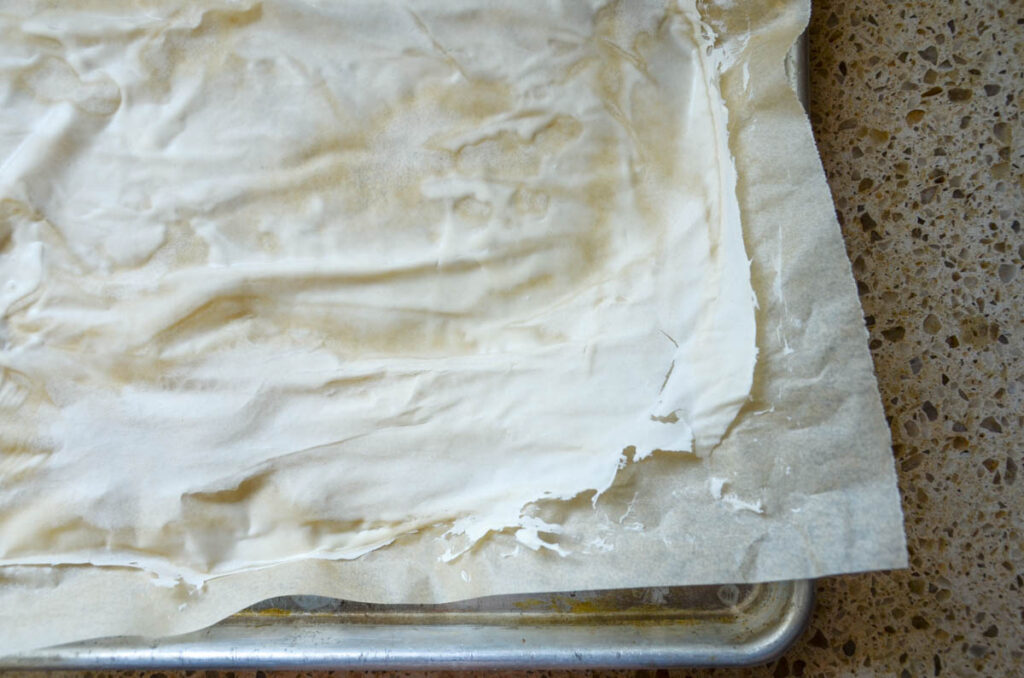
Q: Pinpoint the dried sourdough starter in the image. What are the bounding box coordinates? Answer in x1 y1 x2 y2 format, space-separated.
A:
0 0 755 584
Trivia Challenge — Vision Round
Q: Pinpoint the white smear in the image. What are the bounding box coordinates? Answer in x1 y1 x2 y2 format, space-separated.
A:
514 528 569 555
709 477 764 514
618 491 640 524
720 493 764 514
708 476 728 499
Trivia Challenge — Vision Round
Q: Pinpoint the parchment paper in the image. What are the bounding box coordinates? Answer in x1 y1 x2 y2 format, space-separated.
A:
0 0 906 655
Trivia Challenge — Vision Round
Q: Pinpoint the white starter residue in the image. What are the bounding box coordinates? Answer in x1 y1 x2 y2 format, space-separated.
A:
0 0 756 583
708 477 765 515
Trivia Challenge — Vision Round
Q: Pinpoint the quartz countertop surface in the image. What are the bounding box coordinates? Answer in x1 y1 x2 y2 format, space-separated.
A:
3 0 1020 676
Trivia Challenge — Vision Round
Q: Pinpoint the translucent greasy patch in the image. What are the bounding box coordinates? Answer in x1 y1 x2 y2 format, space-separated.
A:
0 0 756 583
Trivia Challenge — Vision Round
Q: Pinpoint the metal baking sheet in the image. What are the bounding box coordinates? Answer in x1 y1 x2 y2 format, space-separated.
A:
1 35 812 671
2 581 814 670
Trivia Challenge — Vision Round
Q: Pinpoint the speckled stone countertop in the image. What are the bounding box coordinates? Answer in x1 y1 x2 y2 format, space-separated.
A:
3 1 1020 677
